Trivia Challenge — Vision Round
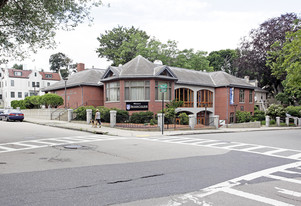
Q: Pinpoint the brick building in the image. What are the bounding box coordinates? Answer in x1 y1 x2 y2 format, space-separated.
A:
43 55 255 124
101 55 255 124
43 64 105 108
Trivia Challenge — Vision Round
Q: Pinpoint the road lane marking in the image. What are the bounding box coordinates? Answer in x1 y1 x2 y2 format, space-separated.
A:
287 153 301 160
263 149 288 155
275 187 301 198
241 145 266 151
265 175 301 184
140 136 301 160
222 187 295 206
166 161 301 206
0 135 127 153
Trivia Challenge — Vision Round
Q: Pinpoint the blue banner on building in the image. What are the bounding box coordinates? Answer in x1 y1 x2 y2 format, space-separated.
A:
230 88 234 105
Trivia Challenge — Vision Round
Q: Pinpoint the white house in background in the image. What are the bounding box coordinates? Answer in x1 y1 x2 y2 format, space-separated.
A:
0 68 61 108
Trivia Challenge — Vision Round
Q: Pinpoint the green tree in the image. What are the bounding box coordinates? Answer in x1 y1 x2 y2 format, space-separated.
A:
207 49 238 74
237 13 300 93
12 64 23 70
96 26 212 71
267 29 301 104
0 0 101 64
96 26 150 66
49 52 72 78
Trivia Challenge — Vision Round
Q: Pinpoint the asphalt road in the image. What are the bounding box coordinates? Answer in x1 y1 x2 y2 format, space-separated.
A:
0 121 300 206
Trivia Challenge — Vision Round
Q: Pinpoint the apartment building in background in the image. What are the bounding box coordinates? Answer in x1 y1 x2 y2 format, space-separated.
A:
0 68 60 108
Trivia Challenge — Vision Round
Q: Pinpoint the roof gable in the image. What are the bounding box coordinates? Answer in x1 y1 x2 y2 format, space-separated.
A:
39 72 61 81
154 66 177 78
8 69 32 78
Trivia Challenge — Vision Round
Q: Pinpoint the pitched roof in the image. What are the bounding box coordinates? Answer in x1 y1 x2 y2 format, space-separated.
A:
8 69 32 78
42 69 105 91
209 72 255 88
39 72 61 81
170 67 215 87
101 55 177 81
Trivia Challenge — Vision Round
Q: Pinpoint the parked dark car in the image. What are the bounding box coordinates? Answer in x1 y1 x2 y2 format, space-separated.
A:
0 109 24 122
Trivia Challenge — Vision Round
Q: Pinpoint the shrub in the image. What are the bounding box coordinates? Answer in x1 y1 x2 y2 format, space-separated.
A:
74 106 95 120
114 108 129 123
252 108 265 121
24 96 41 109
236 111 251 123
150 119 157 125
270 119 276 125
266 104 286 119
286 106 301 117
40 93 63 108
178 113 189 125
130 111 154 123
11 100 26 109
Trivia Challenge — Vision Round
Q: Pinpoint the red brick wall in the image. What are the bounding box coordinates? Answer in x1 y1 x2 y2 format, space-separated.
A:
104 79 175 114
215 87 254 123
54 85 103 108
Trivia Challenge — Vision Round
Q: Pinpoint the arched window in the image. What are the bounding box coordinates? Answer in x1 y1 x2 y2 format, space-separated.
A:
197 90 213 107
175 88 194 107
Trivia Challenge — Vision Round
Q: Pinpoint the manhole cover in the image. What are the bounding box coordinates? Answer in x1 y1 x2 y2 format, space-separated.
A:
64 145 83 149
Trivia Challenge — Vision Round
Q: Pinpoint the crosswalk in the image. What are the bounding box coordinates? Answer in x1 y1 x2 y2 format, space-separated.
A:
0 135 125 153
166 161 301 206
139 136 301 161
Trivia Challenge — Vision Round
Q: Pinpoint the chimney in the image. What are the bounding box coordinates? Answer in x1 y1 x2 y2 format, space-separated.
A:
77 63 85 72
244 76 250 83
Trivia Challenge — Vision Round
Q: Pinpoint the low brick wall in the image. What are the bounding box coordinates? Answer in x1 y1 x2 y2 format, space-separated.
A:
227 121 261 128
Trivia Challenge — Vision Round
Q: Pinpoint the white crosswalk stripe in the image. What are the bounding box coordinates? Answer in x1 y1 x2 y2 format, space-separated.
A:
139 136 301 160
166 161 301 206
0 135 126 153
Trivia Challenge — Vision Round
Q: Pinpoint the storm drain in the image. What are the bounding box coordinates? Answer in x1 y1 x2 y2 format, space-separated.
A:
64 145 83 149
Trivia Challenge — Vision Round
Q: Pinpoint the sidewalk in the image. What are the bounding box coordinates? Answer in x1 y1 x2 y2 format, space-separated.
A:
24 118 301 137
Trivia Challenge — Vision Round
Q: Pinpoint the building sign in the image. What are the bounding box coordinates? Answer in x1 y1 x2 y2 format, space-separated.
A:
230 87 234 105
126 102 148 111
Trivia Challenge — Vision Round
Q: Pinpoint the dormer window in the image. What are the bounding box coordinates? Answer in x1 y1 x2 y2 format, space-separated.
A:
45 74 52 78
14 71 22 76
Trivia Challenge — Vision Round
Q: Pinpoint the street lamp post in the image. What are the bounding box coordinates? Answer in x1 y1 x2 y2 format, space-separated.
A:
64 77 68 108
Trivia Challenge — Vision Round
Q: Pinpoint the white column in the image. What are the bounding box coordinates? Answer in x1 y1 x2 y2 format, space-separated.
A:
86 109 92 124
157 113 165 131
189 114 195 130
276 117 280 127
68 109 73 122
110 110 117 128
265 116 270 127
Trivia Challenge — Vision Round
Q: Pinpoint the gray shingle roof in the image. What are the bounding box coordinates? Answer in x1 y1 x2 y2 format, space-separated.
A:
102 55 177 81
42 69 105 91
170 67 215 87
101 55 255 89
209 72 255 88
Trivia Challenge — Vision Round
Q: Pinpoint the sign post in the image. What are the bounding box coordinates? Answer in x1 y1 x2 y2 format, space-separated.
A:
159 84 167 135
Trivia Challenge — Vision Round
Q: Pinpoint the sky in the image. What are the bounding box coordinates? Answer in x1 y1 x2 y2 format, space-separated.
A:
6 0 301 71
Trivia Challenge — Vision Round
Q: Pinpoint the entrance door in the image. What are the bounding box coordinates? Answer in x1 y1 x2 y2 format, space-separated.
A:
197 111 210 125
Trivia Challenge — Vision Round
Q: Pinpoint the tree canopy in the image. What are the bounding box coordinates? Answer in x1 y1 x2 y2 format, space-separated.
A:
236 13 300 93
207 49 238 74
267 29 301 104
96 26 212 71
49 52 72 78
0 0 101 64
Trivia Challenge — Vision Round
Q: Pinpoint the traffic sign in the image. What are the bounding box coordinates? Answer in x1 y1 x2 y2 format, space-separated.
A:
159 84 167 92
